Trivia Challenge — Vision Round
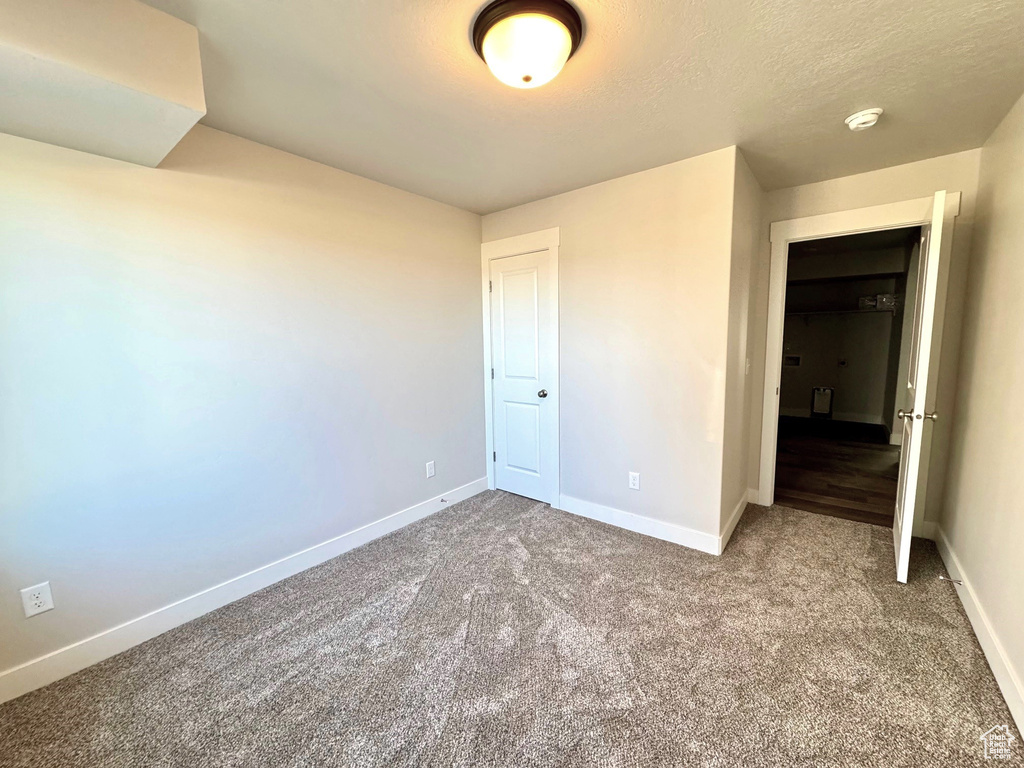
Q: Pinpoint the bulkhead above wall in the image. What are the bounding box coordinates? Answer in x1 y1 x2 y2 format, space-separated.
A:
0 0 205 166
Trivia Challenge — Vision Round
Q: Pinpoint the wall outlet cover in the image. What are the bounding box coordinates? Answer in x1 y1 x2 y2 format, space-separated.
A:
21 581 54 618
425 461 435 478
628 472 641 490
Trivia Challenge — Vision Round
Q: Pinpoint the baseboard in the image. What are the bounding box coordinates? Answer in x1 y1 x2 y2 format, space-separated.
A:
719 493 750 554
0 477 488 705
558 495 720 555
934 527 1023 731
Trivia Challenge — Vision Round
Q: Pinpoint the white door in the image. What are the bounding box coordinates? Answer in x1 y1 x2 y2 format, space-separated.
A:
893 191 949 583
489 249 558 504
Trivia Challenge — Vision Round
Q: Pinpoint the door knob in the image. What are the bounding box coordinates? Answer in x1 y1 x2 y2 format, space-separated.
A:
898 409 913 419
923 411 938 421
537 389 548 398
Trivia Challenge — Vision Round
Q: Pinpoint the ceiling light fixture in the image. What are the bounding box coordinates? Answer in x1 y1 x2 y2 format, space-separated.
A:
473 0 583 89
845 108 883 131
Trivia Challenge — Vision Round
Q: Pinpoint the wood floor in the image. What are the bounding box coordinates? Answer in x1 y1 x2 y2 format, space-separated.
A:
773 416 900 528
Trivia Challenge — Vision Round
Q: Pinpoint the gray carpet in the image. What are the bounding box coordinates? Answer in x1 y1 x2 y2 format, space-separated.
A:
1 491 1019 767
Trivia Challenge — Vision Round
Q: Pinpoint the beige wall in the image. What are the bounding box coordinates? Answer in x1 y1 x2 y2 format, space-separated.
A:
780 304 896 424
0 0 205 167
0 0 205 110
721 151 763 527
941 93 1024 722
0 126 484 673
747 149 982 524
482 148 739 537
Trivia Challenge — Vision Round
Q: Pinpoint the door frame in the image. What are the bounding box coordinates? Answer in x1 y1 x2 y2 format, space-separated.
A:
757 194 961 507
481 227 560 503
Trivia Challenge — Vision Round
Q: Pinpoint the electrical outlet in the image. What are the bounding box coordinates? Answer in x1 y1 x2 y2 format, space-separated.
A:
425 461 435 478
628 472 640 490
20 582 54 618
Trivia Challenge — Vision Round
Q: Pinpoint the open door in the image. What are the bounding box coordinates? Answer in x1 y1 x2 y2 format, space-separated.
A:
893 191 949 583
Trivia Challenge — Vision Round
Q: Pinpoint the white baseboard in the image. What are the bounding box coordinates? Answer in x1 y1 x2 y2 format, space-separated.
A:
558 494 720 555
934 527 1023 731
719 492 750 553
0 477 488 705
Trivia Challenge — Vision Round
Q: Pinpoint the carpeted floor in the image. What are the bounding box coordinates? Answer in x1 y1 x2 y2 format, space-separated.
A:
0 491 1019 767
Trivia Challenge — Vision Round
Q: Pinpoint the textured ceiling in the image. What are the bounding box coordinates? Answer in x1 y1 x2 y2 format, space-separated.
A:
144 0 1024 214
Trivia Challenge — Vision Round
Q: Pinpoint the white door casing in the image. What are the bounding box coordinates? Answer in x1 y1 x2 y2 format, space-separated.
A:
892 192 949 583
481 229 559 505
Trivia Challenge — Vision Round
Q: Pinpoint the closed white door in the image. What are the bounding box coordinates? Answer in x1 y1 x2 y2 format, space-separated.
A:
893 191 949 583
490 249 558 504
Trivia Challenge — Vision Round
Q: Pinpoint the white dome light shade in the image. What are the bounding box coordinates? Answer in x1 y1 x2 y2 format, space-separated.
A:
472 1 584 90
481 13 573 89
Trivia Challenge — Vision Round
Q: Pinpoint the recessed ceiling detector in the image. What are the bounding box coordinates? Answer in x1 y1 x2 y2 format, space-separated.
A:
472 0 584 89
845 108 883 131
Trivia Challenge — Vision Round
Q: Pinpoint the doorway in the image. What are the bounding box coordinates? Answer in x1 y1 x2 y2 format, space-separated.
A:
481 228 560 506
758 193 960 582
773 227 920 528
